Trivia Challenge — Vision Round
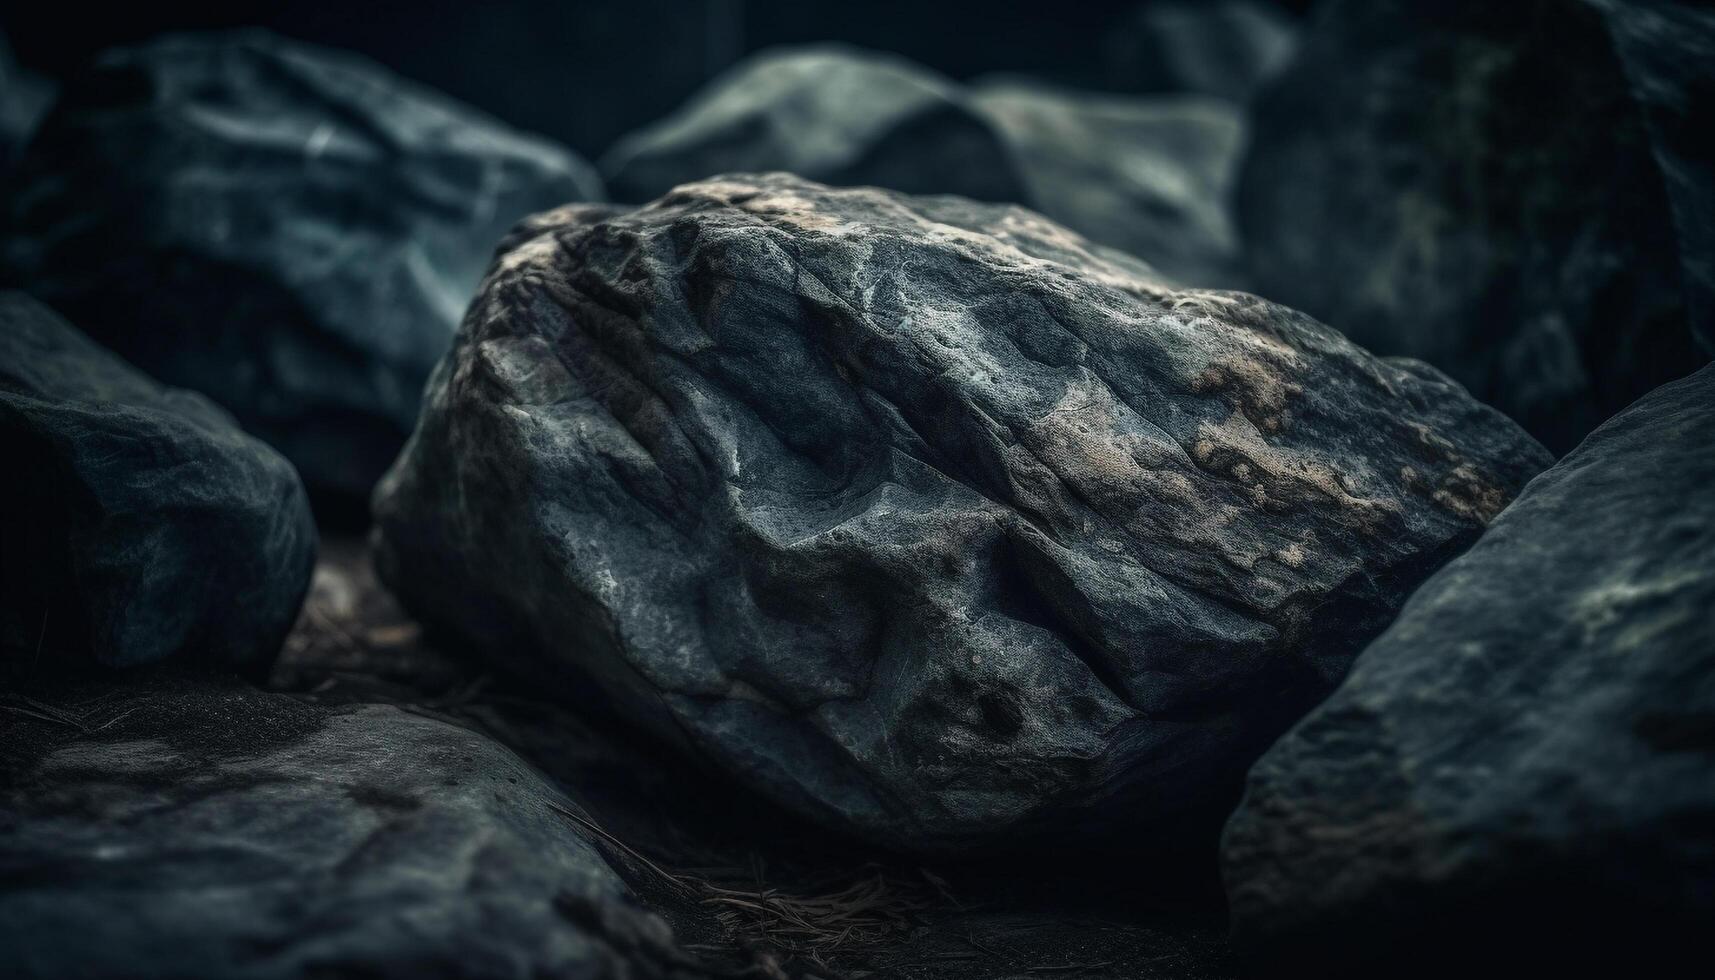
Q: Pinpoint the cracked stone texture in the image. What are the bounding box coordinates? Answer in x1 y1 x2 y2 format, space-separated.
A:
0 292 314 673
599 45 1030 207
1238 0 1710 455
373 173 1551 853
1103 0 1300 103
1222 365 1715 971
0 673 699 980
1 30 602 498
971 78 1246 288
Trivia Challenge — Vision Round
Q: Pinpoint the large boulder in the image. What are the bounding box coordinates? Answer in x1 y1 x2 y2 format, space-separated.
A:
0 292 315 674
374 173 1551 852
1239 0 1710 454
1103 0 1300 102
1222 365 1715 971
599 45 1029 207
2 30 601 499
972 78 1246 287
0 673 696 979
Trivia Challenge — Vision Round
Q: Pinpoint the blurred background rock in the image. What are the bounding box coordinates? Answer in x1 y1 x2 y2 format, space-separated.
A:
1 0 1307 160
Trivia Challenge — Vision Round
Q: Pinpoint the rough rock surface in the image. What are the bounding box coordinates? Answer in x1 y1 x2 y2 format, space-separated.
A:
0 292 314 673
1239 0 1710 454
1223 365 1715 970
0 673 697 980
374 174 1551 852
2 30 601 498
972 78 1246 287
599 45 1028 207
1104 0 1299 103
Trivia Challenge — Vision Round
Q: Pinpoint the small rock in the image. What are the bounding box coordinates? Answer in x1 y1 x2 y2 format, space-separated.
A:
0 292 315 673
599 45 1029 206
0 673 696 979
972 78 1246 287
1239 0 1710 453
374 174 1551 852
1104 0 1300 102
2 30 601 498
1223 364 1715 971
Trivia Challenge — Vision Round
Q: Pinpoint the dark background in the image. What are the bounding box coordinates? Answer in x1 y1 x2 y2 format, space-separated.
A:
2 0 1309 158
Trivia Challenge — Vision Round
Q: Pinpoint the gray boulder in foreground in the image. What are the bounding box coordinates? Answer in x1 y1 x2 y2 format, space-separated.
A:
972 79 1246 288
2 30 601 498
599 45 1029 207
0 674 693 979
374 174 1551 852
0 292 314 673
1239 0 1710 454
1223 365 1715 970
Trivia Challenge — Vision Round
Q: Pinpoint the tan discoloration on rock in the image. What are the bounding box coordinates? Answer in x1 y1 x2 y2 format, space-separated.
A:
1394 423 1513 525
494 232 564 276
1431 463 1510 524
1191 413 1404 532
1194 357 1304 435
1187 316 1308 437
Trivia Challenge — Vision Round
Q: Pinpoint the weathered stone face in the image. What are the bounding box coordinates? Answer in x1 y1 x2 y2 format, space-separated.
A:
1222 365 1715 971
971 79 1246 288
599 45 1030 207
0 674 694 980
0 292 315 673
1239 0 1710 454
374 174 1550 852
1 30 601 499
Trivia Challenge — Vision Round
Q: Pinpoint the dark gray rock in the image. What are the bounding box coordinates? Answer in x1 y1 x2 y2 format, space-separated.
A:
1239 0 1710 454
1222 365 1715 972
0 292 315 673
1595 0 1715 358
374 173 1551 852
972 79 1246 287
1104 0 1299 103
599 45 1029 207
2 30 601 499
0 673 697 979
